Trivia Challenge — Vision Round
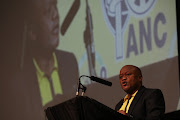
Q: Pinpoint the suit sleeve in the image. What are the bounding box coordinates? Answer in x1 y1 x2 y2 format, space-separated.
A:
144 89 165 120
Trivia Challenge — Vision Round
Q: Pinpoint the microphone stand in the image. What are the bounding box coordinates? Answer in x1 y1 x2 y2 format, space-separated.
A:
76 75 112 96
76 75 88 96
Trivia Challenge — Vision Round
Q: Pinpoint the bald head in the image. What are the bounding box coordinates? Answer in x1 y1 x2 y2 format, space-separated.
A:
119 65 143 95
121 65 142 77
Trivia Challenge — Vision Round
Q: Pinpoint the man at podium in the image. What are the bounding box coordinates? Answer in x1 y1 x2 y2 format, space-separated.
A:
115 65 165 120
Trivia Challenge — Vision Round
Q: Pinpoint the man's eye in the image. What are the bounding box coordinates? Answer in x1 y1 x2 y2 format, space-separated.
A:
119 76 123 79
126 73 131 76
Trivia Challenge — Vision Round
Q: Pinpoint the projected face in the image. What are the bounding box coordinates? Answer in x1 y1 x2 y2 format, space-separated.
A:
119 65 142 94
32 0 59 52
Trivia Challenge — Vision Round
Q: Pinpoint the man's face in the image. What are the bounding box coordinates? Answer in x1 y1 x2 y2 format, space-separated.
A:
33 0 59 52
119 65 142 94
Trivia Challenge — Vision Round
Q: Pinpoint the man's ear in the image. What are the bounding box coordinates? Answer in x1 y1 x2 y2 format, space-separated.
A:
27 24 37 41
138 75 143 82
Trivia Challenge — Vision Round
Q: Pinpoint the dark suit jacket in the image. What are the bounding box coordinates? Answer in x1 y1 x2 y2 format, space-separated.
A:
115 86 165 120
6 50 79 120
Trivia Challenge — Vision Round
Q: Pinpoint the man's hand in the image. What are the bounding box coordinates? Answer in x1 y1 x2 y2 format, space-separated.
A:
117 110 128 116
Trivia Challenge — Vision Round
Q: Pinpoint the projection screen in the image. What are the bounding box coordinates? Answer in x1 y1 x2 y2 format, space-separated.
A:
1 0 179 120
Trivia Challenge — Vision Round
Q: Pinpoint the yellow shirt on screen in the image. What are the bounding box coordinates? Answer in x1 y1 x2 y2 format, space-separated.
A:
33 53 63 106
119 90 138 113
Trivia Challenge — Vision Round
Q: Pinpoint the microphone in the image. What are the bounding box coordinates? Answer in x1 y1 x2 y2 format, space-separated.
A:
90 76 112 86
61 0 80 35
76 75 112 96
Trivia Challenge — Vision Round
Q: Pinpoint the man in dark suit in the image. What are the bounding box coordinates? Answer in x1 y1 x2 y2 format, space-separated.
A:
22 0 79 106
15 50 79 120
3 0 79 120
115 65 165 120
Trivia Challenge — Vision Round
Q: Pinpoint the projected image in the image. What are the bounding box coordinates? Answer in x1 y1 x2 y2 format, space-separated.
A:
21 0 79 106
1 0 179 120
58 0 179 114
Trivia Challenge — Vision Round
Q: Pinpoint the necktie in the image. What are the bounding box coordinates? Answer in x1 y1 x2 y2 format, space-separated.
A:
48 76 55 98
125 96 132 113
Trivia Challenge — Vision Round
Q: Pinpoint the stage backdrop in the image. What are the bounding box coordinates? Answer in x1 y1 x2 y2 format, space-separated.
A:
1 0 179 120
57 0 179 112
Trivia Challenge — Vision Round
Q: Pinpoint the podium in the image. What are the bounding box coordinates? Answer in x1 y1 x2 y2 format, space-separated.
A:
45 96 130 120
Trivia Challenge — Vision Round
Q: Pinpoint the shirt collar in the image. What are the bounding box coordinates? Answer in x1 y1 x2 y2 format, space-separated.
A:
124 90 138 101
33 52 58 77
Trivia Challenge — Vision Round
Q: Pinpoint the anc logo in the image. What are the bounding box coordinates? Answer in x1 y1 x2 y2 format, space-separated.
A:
101 0 156 61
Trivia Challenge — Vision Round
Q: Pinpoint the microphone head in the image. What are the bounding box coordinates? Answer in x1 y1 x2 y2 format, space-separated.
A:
90 76 112 86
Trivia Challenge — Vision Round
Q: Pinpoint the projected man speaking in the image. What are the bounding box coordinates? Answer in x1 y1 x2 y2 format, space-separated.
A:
19 0 79 112
115 65 165 120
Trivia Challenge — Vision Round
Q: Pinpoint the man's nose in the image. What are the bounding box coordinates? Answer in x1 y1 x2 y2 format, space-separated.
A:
122 75 127 80
52 6 59 20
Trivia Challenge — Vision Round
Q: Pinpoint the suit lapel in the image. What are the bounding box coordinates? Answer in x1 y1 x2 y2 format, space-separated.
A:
119 99 124 109
55 50 65 92
128 86 146 114
115 99 124 111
